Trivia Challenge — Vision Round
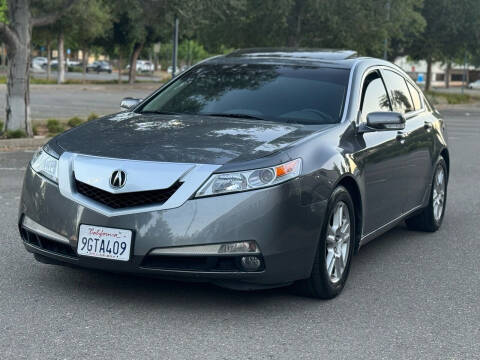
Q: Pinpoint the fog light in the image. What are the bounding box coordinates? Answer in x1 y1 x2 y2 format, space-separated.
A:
240 256 261 272
219 241 258 254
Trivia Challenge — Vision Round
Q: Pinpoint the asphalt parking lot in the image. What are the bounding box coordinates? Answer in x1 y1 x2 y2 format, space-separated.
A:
0 83 158 120
31 69 162 83
0 107 479 359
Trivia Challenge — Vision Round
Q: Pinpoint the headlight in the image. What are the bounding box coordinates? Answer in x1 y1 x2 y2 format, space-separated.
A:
30 147 59 183
196 158 302 197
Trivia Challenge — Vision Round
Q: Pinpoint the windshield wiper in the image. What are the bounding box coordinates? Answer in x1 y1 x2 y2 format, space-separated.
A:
203 113 264 120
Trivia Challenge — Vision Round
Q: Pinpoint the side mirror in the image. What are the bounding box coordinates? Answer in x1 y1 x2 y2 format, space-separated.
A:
365 111 406 131
120 97 142 110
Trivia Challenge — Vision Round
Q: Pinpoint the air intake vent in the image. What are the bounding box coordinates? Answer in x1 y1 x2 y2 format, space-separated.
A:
21 227 77 258
75 180 183 209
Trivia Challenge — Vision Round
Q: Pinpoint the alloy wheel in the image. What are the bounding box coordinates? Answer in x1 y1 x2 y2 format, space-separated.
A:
325 201 351 284
433 166 446 222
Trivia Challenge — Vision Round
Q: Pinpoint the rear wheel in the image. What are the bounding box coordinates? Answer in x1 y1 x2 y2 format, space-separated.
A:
406 158 448 232
296 186 355 299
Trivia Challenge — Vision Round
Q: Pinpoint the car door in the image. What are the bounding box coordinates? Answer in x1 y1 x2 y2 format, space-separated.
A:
401 79 434 211
354 69 411 235
381 69 434 213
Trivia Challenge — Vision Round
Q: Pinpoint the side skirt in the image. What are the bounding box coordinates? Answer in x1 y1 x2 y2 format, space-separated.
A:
358 204 425 249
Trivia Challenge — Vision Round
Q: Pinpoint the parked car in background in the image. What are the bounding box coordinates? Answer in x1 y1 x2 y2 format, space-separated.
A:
167 65 180 74
19 49 449 299
467 80 480 89
127 60 154 73
68 59 81 67
31 57 48 70
137 60 154 72
41 58 81 70
86 61 112 74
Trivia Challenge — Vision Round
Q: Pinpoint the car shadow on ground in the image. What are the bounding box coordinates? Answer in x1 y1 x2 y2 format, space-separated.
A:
32 222 424 308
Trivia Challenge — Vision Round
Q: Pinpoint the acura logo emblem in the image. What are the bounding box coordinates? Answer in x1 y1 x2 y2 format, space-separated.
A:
110 170 126 189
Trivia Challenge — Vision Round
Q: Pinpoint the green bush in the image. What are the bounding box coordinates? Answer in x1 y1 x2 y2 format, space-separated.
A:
0 120 4 135
30 78 57 85
46 119 65 134
444 93 471 104
32 125 39 136
69 66 83 73
6 129 26 138
67 116 84 127
425 91 474 105
87 113 99 121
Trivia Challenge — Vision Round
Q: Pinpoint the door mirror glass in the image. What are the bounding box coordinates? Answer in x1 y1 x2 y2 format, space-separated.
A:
120 97 141 110
366 111 405 131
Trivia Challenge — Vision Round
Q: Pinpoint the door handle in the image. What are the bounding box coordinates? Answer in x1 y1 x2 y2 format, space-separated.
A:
396 131 408 142
424 121 433 131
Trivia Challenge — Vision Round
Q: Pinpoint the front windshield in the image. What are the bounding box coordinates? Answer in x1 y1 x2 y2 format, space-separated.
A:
140 63 350 125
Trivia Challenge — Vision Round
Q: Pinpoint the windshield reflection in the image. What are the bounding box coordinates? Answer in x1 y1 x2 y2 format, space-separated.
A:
140 64 350 125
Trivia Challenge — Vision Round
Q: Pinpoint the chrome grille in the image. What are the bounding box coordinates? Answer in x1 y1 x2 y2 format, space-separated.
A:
75 180 182 209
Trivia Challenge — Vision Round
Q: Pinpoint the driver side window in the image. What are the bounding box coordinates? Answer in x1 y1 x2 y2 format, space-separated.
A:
360 72 391 123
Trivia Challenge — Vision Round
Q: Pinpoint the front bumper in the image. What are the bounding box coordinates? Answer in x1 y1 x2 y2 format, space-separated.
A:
19 166 327 289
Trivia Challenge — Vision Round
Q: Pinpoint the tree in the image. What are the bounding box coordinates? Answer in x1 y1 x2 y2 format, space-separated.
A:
95 10 135 84
0 0 6 22
406 0 480 90
196 0 290 51
0 0 7 68
106 0 156 84
37 0 110 84
195 0 425 59
66 0 112 82
0 0 76 135
32 25 56 80
107 0 208 84
157 40 211 69
300 0 425 59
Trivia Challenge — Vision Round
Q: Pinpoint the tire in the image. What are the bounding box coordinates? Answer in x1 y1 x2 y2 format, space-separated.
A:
406 158 448 232
295 186 356 299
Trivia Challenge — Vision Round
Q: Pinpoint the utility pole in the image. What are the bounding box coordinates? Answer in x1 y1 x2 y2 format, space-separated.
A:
383 0 391 60
462 50 467 95
172 16 179 78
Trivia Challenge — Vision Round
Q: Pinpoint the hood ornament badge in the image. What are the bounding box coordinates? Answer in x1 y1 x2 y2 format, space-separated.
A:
110 170 127 189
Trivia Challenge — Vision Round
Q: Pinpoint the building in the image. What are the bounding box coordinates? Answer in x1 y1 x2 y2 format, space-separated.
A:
394 56 479 87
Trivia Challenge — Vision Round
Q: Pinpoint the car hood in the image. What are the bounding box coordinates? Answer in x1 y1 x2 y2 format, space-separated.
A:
55 112 334 165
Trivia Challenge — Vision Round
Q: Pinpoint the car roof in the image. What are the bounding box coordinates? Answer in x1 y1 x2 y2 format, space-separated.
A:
203 48 368 69
202 49 410 75
228 48 358 60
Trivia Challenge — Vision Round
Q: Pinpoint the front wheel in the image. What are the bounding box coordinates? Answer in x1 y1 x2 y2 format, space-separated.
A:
406 158 448 232
295 186 355 299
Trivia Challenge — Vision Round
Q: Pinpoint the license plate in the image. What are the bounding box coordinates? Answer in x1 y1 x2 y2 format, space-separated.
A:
77 225 132 261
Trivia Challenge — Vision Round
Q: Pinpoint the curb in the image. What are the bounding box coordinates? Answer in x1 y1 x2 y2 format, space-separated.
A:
0 137 50 151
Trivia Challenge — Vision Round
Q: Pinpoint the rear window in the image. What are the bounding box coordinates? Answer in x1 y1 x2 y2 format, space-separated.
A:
140 64 350 124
